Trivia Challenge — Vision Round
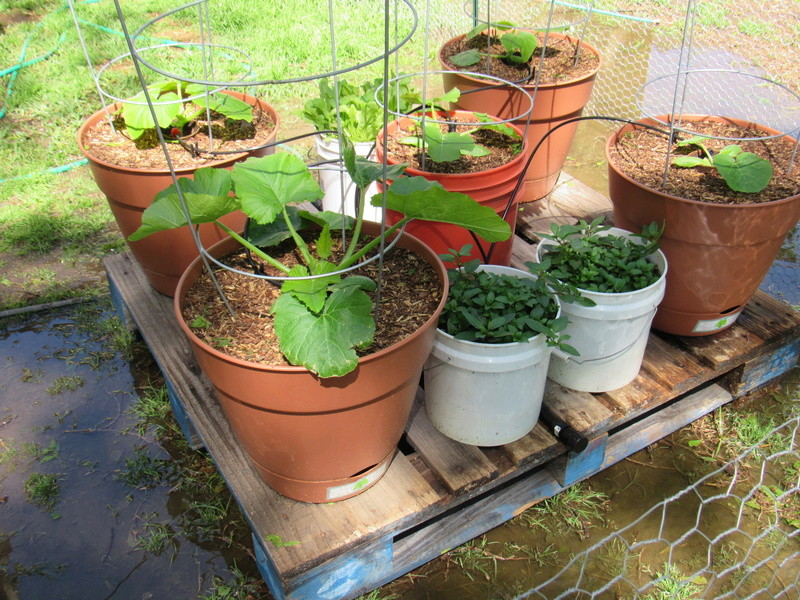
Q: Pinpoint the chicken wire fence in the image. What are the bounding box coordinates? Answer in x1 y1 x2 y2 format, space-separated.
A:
421 0 800 308
510 414 800 600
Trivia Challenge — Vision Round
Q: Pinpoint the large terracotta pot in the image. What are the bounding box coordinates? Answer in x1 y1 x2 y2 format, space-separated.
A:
78 91 280 296
439 33 601 203
375 111 527 266
606 115 800 336
174 222 448 503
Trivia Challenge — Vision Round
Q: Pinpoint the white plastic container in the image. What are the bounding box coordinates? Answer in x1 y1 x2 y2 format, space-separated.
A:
423 265 558 446
536 228 668 393
314 136 382 222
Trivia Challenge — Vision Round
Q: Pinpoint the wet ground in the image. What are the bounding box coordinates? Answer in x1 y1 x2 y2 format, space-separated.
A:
1 283 798 600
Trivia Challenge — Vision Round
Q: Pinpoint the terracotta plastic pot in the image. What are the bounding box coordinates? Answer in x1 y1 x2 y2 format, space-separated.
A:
375 111 527 266
174 222 448 503
606 115 800 336
78 92 280 297
439 33 601 203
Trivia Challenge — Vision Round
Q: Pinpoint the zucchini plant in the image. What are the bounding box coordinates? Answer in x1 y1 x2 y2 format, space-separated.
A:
130 139 512 378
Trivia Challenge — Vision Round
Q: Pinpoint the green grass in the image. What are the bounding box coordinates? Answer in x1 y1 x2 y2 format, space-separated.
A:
24 471 60 510
1 0 425 310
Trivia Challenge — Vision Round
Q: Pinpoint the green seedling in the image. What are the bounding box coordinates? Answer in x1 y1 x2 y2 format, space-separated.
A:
24 472 60 511
119 80 254 145
534 217 663 293
438 245 578 354
130 138 511 378
399 113 521 163
673 135 773 193
451 22 540 67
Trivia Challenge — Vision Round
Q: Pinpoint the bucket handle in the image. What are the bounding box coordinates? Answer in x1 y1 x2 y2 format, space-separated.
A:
552 308 657 365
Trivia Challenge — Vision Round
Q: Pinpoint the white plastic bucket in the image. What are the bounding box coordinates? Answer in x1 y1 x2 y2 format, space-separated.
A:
536 227 668 393
423 265 558 446
315 136 382 222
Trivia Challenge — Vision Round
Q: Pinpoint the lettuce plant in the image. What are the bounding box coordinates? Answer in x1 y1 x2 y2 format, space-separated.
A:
130 140 511 377
300 77 423 143
673 135 773 193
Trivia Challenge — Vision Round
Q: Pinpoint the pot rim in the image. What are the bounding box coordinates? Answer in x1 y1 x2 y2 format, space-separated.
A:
376 109 529 180
438 32 602 90
76 91 280 175
174 224 448 375
605 114 800 209
535 227 669 297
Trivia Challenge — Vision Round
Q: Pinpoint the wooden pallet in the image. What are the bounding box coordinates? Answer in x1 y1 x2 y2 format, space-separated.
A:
103 173 800 600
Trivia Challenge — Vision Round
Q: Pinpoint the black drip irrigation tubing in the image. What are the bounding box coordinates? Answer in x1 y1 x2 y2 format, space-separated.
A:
475 115 673 264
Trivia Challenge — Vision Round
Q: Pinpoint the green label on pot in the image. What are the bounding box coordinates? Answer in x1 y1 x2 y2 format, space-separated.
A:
325 458 391 501
692 312 742 333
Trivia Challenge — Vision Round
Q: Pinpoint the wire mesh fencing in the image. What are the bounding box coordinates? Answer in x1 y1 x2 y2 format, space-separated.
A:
516 415 800 599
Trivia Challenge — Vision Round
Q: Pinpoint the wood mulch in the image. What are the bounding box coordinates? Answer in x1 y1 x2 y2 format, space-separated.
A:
181 233 442 367
385 112 522 174
440 33 600 86
608 120 800 205
80 101 277 171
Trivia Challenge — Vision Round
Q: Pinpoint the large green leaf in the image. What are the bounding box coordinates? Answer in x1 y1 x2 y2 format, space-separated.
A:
271 280 375 377
185 84 253 122
232 153 323 225
370 176 512 242
342 138 407 189
128 168 236 241
713 145 773 193
281 262 341 314
121 90 181 138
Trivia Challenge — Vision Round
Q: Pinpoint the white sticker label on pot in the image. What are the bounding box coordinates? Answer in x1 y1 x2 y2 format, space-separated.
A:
692 311 743 333
326 459 391 502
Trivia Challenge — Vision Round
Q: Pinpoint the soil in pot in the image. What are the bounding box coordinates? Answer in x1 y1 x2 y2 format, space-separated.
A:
439 33 600 85
608 120 800 204
383 112 523 175
81 97 278 171
181 232 441 366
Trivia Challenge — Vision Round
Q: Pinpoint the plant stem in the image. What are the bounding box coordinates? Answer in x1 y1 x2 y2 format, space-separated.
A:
339 217 410 269
214 222 291 274
281 207 316 267
341 187 367 263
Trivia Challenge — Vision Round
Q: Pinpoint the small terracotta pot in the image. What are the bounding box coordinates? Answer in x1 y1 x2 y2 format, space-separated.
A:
78 92 280 296
606 115 800 336
174 222 448 503
375 110 527 266
439 33 601 203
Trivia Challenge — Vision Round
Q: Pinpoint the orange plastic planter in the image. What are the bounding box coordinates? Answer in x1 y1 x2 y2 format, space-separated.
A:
174 223 448 503
375 111 527 266
606 115 800 336
78 92 280 296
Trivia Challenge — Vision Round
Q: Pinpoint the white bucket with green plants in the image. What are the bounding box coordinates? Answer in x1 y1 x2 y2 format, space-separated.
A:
424 255 575 446
532 220 667 393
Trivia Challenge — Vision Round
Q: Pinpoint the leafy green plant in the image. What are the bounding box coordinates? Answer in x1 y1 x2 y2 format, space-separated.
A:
399 112 522 163
300 76 423 143
673 135 773 193
533 218 663 293
118 80 254 148
130 138 511 378
437 245 576 354
450 22 540 67
24 472 60 511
